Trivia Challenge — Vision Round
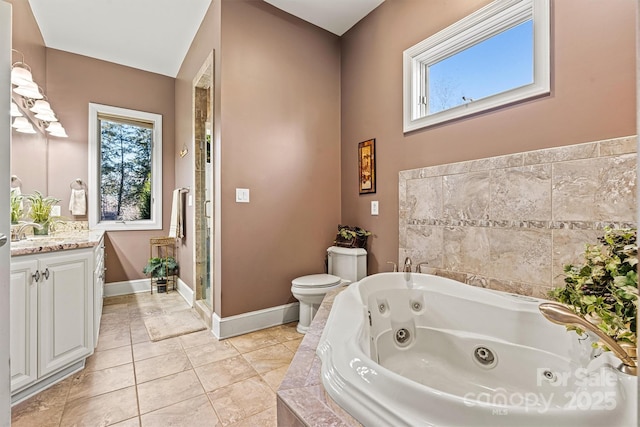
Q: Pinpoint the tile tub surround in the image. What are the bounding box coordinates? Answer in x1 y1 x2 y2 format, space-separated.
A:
277 286 360 427
399 136 637 297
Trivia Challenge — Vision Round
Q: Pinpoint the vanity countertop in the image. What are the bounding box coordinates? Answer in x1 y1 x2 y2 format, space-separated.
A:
10 230 105 257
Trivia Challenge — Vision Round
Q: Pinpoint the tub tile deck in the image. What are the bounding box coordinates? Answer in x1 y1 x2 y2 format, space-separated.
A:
277 286 361 426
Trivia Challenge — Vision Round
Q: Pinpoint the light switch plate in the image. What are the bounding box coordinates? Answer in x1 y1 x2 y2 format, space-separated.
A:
371 201 379 215
51 205 61 216
236 188 250 203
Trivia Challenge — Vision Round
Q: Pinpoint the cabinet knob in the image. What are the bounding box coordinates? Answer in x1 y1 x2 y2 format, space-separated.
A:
43 268 50 280
32 270 41 282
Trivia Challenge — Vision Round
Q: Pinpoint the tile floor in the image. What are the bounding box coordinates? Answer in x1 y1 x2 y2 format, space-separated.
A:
11 291 304 427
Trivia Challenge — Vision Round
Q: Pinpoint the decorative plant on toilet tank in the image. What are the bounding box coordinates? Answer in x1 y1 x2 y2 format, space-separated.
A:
549 228 637 351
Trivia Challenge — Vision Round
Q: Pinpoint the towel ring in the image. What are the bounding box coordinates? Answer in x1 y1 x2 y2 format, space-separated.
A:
11 175 22 189
70 179 87 190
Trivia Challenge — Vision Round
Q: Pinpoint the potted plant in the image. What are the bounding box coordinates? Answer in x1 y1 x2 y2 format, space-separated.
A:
10 191 23 224
548 227 637 353
143 256 178 293
26 191 61 235
334 224 372 248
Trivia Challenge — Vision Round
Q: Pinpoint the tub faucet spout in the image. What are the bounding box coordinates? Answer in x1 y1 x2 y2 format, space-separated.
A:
539 302 637 376
403 257 412 273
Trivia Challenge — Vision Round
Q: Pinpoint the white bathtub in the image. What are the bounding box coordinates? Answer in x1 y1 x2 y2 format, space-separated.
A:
316 273 637 426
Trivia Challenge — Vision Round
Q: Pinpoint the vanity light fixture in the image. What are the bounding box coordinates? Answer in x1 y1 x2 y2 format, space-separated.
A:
13 80 43 99
10 49 33 86
10 101 22 117
11 49 68 138
46 121 68 138
12 116 36 134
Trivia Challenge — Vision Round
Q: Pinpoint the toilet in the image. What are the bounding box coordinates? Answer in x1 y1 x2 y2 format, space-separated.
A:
291 246 367 333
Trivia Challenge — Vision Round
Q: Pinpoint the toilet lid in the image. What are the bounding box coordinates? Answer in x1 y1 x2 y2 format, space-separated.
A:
292 274 341 288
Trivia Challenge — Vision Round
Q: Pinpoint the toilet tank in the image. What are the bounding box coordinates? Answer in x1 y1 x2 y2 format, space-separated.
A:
327 246 367 283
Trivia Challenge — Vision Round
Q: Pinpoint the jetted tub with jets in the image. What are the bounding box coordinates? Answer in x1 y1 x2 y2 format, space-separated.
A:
316 272 637 426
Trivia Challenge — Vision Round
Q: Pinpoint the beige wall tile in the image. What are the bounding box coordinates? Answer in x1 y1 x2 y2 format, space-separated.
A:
599 136 636 156
443 226 490 276
552 154 636 222
401 226 443 268
489 228 552 286
406 176 442 220
551 229 603 289
443 171 490 220
491 165 551 221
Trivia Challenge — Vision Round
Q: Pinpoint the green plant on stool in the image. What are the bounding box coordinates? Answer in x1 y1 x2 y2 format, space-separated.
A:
549 227 638 353
26 191 61 235
143 256 178 293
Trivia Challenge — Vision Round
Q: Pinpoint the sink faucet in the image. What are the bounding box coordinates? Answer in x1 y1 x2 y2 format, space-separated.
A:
539 302 637 376
403 257 412 273
13 222 44 241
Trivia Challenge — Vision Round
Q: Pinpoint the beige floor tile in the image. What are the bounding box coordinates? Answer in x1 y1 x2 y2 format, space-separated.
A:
101 311 130 326
228 329 279 353
195 355 257 392
102 302 129 315
242 344 294 374
140 394 221 427
135 350 192 384
179 329 218 350
130 320 151 344
137 369 205 415
227 406 277 427
281 338 303 353
96 328 132 352
184 340 239 367
133 337 182 361
11 376 71 427
268 323 304 343
60 385 138 427
67 363 136 402
85 345 133 372
207 376 275 426
104 295 130 306
100 320 131 336
111 417 141 427
260 365 290 391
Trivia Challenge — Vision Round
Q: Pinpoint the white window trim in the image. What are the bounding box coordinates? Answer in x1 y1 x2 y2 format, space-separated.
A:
88 103 163 231
403 0 550 132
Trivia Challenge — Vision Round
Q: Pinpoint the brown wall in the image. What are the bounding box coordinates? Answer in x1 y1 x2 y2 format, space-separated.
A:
219 1 341 316
340 0 637 274
45 49 176 284
175 0 341 317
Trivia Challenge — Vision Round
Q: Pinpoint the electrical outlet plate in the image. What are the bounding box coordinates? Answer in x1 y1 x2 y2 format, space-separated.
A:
236 188 250 203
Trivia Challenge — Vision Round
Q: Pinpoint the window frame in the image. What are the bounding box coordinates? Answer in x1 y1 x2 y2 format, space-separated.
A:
403 0 550 132
88 103 163 231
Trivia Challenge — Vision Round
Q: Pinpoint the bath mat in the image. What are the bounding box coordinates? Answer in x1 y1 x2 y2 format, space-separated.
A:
144 309 207 342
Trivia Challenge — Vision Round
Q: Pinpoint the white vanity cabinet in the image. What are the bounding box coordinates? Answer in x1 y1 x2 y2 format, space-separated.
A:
10 234 104 401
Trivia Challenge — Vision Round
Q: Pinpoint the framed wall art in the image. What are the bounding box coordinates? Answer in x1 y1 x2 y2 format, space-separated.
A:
358 138 376 194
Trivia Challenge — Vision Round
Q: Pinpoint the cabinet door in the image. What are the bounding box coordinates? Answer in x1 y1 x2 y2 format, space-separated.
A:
10 259 38 392
38 251 93 377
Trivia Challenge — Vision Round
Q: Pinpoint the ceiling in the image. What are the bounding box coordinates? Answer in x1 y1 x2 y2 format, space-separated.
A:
28 0 384 78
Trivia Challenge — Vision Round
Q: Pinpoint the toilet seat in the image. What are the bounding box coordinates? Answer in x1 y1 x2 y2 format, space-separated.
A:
292 274 342 289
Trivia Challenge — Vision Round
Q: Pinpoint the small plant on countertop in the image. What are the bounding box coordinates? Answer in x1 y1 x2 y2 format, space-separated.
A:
10 191 23 224
26 191 60 224
549 227 637 351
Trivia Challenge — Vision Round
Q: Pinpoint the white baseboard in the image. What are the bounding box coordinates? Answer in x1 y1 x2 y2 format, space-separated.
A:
104 278 193 308
212 303 299 339
104 279 149 296
176 278 193 307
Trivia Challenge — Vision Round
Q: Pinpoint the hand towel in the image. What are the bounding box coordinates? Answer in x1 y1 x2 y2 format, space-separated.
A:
69 188 86 215
168 189 183 238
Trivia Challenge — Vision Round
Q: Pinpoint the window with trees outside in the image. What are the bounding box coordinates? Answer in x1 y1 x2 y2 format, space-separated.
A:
88 103 163 231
